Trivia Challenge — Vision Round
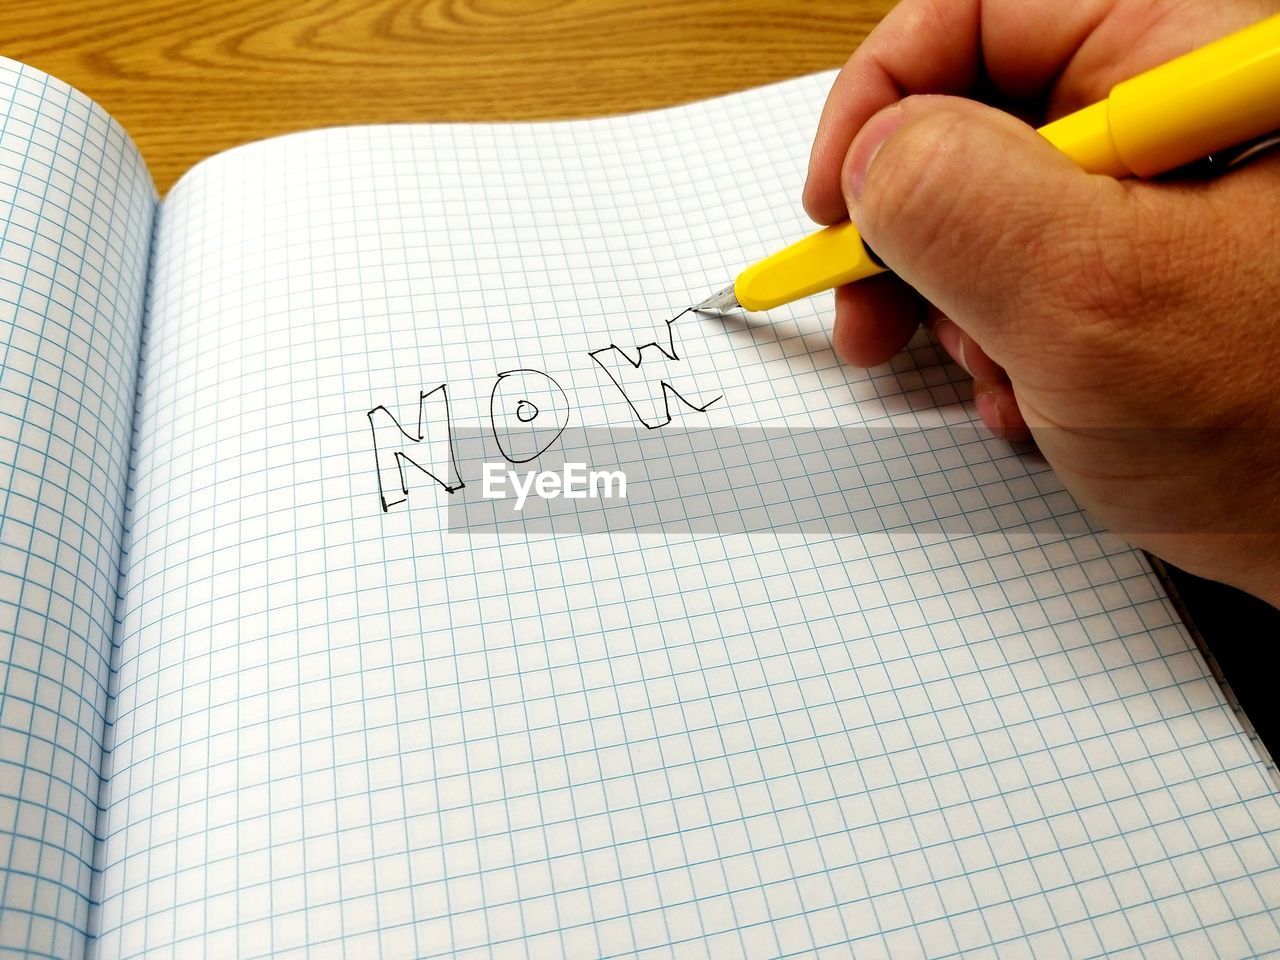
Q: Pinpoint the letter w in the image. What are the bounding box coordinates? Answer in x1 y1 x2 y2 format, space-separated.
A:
589 309 722 429
368 384 465 511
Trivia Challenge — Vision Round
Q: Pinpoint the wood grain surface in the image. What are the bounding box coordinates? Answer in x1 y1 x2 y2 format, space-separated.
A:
2 0 894 192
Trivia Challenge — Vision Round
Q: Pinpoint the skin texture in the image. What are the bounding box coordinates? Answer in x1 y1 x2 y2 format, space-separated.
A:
803 0 1280 607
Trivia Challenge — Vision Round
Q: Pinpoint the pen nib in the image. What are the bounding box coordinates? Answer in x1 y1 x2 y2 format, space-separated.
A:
693 285 739 314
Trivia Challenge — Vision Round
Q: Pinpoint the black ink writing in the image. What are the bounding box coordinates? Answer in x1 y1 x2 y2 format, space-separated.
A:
589 308 722 428
368 308 720 511
367 384 465 511
490 369 571 464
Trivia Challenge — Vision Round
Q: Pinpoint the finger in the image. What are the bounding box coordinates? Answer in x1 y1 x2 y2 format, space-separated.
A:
804 0 1109 225
928 314 1007 383
804 0 981 225
974 379 1031 441
806 0 1273 223
926 312 1027 438
830 275 924 367
1049 0 1280 117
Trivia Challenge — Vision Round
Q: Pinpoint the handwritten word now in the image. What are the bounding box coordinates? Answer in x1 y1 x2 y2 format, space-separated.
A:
367 310 721 512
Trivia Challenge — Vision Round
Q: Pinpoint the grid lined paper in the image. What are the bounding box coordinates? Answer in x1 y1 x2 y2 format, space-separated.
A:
87 73 1280 958
0 59 156 958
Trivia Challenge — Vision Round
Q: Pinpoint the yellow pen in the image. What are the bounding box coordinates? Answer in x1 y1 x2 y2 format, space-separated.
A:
695 12 1280 314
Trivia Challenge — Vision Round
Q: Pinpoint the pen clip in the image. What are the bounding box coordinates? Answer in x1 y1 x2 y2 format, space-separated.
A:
1183 130 1280 177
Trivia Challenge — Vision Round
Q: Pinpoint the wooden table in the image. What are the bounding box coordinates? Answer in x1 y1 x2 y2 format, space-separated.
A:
4 0 894 193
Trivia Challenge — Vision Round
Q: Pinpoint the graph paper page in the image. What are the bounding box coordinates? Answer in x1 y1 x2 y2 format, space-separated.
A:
94 74 1280 957
0 59 156 958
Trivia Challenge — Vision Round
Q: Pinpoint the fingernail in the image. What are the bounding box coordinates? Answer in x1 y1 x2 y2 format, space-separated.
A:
843 105 906 205
975 388 1030 442
975 389 1002 433
931 317 970 374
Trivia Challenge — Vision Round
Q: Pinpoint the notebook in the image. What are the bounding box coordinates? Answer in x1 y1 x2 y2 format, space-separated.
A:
2 54 1278 960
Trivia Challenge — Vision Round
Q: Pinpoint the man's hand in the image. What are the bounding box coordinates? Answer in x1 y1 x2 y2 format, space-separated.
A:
806 0 1280 605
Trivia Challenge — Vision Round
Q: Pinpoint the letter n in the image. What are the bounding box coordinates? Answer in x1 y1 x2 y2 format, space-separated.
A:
367 384 465 511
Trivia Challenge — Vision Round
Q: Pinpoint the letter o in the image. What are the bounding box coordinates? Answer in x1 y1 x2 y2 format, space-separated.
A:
489 369 571 464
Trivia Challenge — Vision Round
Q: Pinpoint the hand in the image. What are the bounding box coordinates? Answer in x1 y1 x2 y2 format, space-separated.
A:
805 0 1280 606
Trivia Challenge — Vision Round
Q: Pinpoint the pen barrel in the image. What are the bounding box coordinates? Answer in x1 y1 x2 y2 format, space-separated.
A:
1107 12 1280 177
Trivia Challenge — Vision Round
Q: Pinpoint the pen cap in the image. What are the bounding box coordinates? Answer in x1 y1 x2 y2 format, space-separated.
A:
1108 13 1280 177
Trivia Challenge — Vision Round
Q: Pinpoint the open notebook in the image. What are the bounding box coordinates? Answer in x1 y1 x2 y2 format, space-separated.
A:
2 54 1279 960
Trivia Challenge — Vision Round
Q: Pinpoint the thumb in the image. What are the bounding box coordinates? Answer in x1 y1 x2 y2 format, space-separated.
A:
844 95 1132 365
